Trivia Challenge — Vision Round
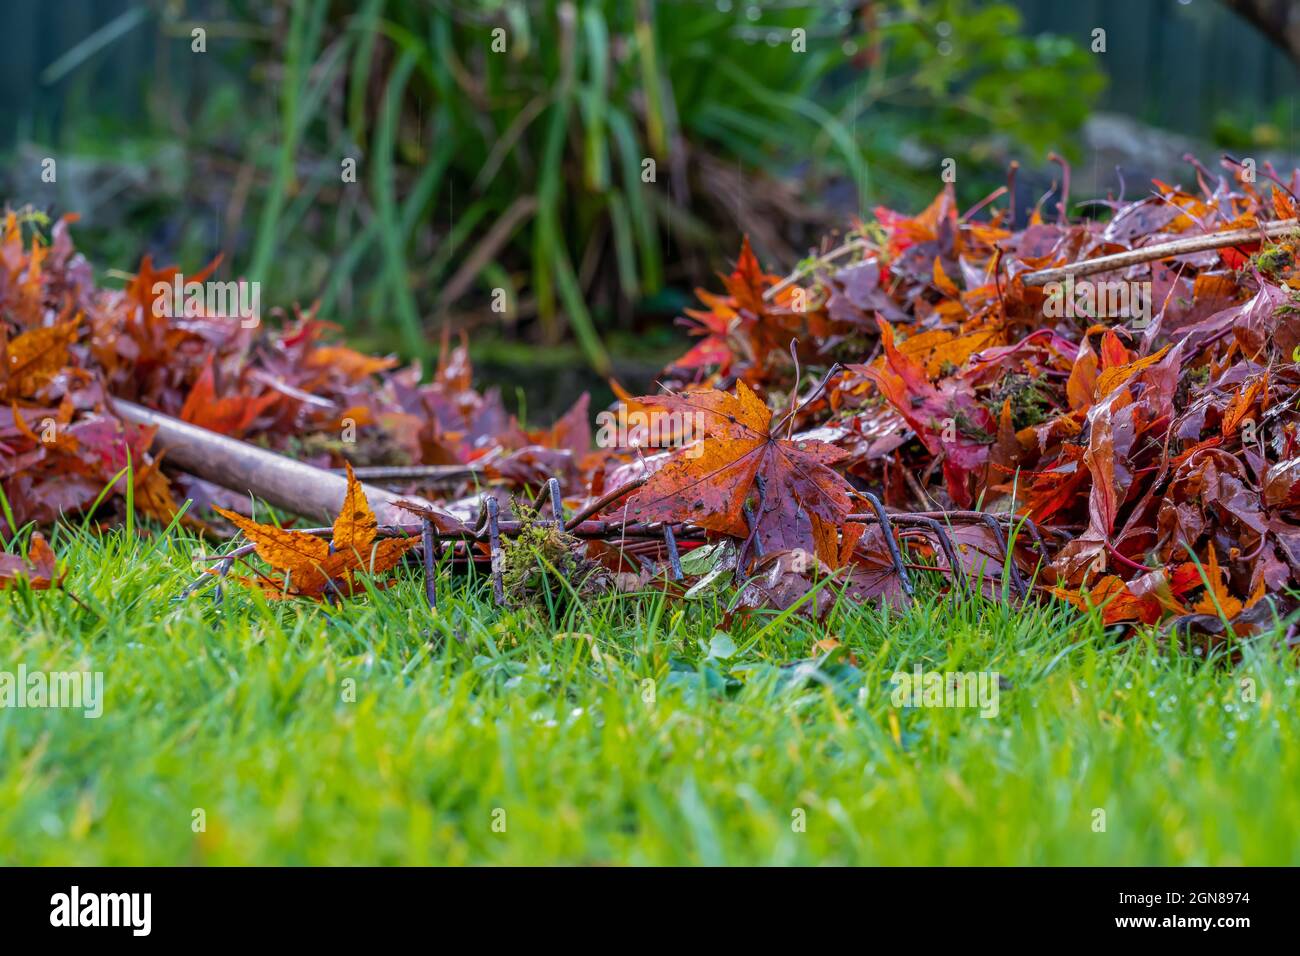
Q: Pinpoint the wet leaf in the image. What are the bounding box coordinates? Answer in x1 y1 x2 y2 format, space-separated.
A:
214 463 416 600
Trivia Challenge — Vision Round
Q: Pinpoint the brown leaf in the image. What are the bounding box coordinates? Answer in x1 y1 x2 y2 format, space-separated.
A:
2 319 78 399
620 381 853 566
0 532 62 590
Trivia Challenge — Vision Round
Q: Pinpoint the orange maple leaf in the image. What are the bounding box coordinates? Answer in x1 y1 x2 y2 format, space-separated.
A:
214 463 417 600
1 318 79 400
1192 543 1244 619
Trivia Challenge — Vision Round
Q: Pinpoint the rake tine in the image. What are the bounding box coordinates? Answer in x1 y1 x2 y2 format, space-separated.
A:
421 517 438 612
663 523 683 580
628 550 658 574
914 509 1061 559
753 472 769 541
485 496 505 606
738 473 769 572
547 477 565 531
976 513 1028 600
324 575 348 606
739 502 763 572
1004 514 1051 564
210 556 236 608
211 556 233 609
858 491 914 597
897 516 968 597
180 556 226 601
175 576 207 602
564 474 648 530
741 503 760 549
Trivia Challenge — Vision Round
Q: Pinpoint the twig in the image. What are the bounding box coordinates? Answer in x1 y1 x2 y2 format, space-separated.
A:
63 588 101 620
1020 218 1299 287
763 238 871 302
774 361 842 438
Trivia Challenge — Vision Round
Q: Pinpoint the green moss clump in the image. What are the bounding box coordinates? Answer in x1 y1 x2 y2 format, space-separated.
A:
984 373 1056 431
499 501 612 610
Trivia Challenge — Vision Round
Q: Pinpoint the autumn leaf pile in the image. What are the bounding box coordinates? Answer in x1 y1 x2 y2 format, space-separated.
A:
4 158 1300 638
646 169 1300 635
0 208 591 542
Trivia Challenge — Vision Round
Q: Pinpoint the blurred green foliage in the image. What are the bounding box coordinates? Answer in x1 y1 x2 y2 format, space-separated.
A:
1211 98 1297 152
22 0 1103 370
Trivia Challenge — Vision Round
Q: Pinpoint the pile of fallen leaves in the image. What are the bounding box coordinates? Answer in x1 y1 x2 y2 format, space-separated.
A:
0 208 591 536
4 157 1300 645
642 163 1300 640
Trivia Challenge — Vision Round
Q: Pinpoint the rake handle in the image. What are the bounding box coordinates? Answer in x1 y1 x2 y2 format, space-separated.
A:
111 398 437 526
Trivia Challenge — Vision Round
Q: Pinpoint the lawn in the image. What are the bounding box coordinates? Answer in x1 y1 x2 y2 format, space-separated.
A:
1 522 1297 866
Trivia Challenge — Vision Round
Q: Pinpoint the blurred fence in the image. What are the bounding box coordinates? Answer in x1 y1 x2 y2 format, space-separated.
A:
5 1 1297 151
1013 0 1296 141
2 1 149 148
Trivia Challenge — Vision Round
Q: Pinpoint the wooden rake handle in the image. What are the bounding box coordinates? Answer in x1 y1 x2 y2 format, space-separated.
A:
111 398 438 526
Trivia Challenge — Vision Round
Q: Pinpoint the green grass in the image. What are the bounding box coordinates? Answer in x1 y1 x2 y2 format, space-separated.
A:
1 522 1297 866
